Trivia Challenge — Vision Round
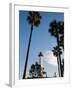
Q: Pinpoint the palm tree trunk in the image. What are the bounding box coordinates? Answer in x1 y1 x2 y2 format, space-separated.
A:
57 56 61 77
58 53 62 77
57 33 62 77
23 25 33 79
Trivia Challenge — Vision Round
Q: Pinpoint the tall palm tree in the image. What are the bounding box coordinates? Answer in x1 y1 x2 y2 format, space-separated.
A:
48 20 64 77
23 11 41 79
52 46 62 77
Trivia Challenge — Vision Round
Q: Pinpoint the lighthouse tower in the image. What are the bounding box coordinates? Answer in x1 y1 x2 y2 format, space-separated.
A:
38 52 47 78
38 52 44 68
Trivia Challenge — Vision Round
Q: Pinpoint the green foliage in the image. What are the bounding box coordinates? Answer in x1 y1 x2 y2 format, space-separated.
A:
52 46 62 57
29 62 47 79
27 11 41 27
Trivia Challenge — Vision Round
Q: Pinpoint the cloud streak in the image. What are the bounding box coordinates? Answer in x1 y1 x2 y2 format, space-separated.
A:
43 51 57 66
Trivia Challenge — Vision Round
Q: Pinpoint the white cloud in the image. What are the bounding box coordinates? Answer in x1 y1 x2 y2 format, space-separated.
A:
43 51 58 66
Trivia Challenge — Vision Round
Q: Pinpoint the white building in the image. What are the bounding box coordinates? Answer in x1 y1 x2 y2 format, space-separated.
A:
38 52 47 78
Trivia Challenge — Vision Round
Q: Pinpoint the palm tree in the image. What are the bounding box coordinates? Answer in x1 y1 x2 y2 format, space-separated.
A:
48 20 64 77
23 11 41 79
52 46 62 77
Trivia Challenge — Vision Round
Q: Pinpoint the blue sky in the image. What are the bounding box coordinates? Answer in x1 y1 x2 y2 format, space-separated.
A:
19 10 64 79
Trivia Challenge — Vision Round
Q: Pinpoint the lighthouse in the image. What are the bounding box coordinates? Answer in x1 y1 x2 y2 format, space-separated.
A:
38 52 47 77
38 52 44 68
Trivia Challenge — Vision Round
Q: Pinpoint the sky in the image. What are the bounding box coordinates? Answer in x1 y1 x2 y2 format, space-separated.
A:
19 10 64 79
